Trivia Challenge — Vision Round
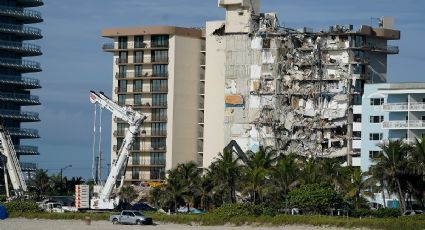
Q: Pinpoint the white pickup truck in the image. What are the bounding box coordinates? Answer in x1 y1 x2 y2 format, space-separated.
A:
109 210 153 225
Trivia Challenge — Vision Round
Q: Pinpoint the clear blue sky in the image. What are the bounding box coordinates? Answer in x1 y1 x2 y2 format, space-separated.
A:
22 0 425 180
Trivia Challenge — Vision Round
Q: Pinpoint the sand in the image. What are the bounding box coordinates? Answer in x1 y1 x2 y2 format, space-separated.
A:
0 218 350 230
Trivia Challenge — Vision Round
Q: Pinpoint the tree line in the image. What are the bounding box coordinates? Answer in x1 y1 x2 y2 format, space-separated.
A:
149 138 425 213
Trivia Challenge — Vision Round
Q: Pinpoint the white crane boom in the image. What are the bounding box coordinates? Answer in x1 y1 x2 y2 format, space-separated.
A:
0 125 27 197
89 91 146 209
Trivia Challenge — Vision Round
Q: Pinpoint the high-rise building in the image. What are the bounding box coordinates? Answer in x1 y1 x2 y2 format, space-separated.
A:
102 26 204 185
361 83 425 172
202 0 400 167
0 0 43 175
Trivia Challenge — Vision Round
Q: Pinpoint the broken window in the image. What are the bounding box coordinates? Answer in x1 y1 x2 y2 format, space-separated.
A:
353 131 361 139
369 133 383 141
263 39 271 48
370 98 384 106
370 116 384 123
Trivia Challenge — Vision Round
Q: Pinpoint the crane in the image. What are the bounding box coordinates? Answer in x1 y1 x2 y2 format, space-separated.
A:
89 91 147 209
0 125 27 197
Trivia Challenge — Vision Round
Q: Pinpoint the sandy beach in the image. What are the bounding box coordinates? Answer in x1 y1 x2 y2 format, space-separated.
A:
0 218 350 230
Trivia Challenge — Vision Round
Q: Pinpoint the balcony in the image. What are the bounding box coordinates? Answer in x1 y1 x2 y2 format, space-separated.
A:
128 160 166 167
0 40 42 56
102 43 114 51
382 103 408 111
115 57 127 64
14 145 39 155
0 92 40 105
8 128 39 138
0 23 42 39
0 75 41 88
0 58 41 72
410 102 425 111
0 109 40 122
16 0 44 7
20 162 37 171
114 87 127 93
372 45 399 55
382 120 425 129
0 6 43 23
150 42 169 48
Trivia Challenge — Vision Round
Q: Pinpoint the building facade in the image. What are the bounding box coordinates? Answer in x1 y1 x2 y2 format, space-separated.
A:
202 0 400 168
0 0 43 175
361 83 425 172
102 26 204 185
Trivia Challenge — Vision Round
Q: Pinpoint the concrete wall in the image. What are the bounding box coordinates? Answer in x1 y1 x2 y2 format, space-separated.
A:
167 35 202 170
203 21 226 168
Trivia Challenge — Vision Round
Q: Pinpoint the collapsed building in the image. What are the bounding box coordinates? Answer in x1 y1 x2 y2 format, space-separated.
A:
201 0 400 166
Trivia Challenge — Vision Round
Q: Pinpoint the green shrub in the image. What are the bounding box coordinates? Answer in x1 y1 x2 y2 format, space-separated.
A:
210 203 277 221
351 208 401 218
1 200 43 213
0 195 6 202
287 183 345 213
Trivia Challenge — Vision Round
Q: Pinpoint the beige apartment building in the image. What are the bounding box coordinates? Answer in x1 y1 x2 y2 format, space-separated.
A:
102 26 204 184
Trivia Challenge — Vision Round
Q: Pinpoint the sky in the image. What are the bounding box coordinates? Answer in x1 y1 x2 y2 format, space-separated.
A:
22 0 425 180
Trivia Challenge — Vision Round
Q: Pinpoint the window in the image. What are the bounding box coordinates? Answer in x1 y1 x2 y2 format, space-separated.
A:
423 98 425 103
132 167 140 180
134 65 143 77
152 123 166 136
134 51 144 63
150 167 165 180
132 152 140 165
152 65 168 77
353 35 365 47
151 35 169 48
118 80 127 92
152 50 168 62
118 66 126 78
353 64 366 75
369 151 382 159
353 114 362 122
370 116 384 123
151 137 166 149
117 123 128 136
133 80 142 92
118 36 127 49
118 51 127 63
151 80 167 92
134 94 142 105
369 133 383 141
353 131 361 139
150 152 165 165
152 94 167 107
152 109 167 121
134 36 144 48
370 98 384 106
118 95 126 106
352 95 362 105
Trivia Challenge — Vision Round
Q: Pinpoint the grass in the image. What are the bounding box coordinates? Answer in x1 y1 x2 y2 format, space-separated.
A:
7 211 425 230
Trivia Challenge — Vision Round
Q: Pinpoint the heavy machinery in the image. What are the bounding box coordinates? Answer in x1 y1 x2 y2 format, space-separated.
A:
0 125 27 198
89 91 146 210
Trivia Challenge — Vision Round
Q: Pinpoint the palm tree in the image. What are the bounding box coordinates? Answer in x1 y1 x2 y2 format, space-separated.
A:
271 154 300 206
29 169 49 199
164 168 185 212
176 161 200 212
210 148 240 203
370 140 411 211
118 185 137 204
243 146 276 203
318 158 348 192
345 168 375 209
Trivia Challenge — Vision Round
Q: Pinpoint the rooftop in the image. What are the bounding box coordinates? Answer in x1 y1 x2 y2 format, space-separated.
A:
102 26 203 38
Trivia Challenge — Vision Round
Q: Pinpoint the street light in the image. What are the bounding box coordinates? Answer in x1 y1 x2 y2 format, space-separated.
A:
60 164 72 183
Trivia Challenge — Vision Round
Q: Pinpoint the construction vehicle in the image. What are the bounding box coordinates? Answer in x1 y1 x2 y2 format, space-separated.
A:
0 125 27 198
88 91 147 210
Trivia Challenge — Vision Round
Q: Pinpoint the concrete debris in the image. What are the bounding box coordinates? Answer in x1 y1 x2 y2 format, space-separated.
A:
220 8 387 159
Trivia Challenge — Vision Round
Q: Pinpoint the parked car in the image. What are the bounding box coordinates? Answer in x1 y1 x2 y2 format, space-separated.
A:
109 210 153 225
403 210 423 216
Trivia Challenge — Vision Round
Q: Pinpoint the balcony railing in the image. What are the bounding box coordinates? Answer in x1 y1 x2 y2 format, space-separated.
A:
14 145 39 155
115 57 127 64
150 42 169 48
102 43 114 50
0 75 41 88
382 103 408 111
16 0 44 7
383 120 425 129
410 102 425 110
0 58 41 72
0 23 42 39
0 6 43 22
0 92 40 104
20 162 37 171
8 127 39 138
0 109 40 121
0 40 41 55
